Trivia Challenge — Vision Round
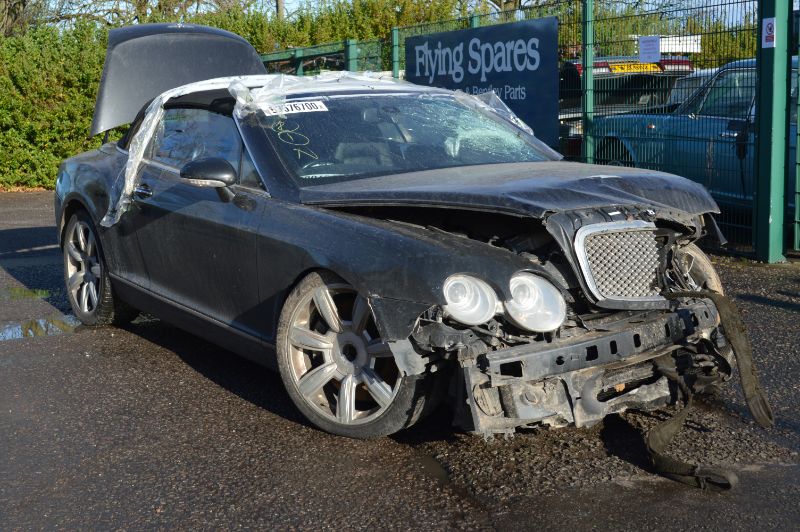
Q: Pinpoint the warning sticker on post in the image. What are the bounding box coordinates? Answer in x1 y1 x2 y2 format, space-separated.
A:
762 17 776 48
260 101 329 116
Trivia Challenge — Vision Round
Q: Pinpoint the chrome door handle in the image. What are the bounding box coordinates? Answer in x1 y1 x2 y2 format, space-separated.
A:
719 131 739 139
133 184 152 199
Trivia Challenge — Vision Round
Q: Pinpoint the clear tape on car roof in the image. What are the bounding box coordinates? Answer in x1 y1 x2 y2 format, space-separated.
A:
100 74 276 227
230 71 409 120
100 71 552 227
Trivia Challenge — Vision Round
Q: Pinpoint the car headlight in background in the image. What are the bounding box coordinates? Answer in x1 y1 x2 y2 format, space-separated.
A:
504 273 566 332
567 121 583 137
442 274 498 326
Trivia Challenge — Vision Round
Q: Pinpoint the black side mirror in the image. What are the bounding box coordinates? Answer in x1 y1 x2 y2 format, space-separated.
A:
180 157 237 188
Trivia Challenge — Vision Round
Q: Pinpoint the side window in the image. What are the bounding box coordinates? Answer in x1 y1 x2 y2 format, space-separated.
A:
150 108 241 169
697 69 755 119
239 149 264 189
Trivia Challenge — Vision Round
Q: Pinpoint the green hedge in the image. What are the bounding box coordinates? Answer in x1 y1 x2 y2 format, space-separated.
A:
0 0 466 189
0 23 105 188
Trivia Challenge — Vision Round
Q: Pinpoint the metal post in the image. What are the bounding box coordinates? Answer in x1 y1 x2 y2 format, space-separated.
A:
294 48 304 76
796 26 800 251
581 0 595 163
470 14 480 28
391 28 400 78
755 0 790 262
345 39 358 72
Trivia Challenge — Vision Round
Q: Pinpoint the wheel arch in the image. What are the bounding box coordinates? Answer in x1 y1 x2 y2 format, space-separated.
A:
58 197 91 247
597 136 638 166
276 266 430 345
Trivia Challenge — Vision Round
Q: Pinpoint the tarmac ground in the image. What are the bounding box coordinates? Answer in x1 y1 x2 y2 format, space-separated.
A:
1 191 799 529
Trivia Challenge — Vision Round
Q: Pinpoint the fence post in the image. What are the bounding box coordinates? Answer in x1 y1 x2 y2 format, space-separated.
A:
796 19 800 251
755 0 790 262
294 48 304 76
345 39 359 71
470 14 480 28
391 28 400 78
581 0 595 163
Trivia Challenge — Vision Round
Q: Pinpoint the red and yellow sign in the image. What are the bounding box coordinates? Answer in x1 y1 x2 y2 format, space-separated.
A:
608 62 661 73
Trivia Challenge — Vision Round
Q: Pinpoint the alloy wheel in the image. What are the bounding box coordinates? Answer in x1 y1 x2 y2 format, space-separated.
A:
285 282 400 425
64 220 102 314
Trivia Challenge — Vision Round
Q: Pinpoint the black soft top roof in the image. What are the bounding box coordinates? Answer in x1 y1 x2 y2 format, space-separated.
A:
90 23 267 136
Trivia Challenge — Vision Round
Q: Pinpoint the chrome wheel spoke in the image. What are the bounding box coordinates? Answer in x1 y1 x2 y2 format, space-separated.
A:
313 287 343 333
87 282 99 309
361 368 393 408
297 362 338 397
289 326 333 353
76 225 88 252
351 294 371 334
65 242 83 263
67 272 84 292
336 374 356 423
367 341 393 358
79 284 89 312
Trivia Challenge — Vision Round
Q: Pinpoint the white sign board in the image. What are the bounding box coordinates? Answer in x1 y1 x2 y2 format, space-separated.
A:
639 36 661 63
762 17 776 48
660 35 701 54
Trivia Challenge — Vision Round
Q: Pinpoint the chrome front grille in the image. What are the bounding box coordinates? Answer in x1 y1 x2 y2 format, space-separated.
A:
575 221 665 302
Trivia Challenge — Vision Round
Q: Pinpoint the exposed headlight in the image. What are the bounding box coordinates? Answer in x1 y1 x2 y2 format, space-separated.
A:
504 273 566 332
442 274 498 326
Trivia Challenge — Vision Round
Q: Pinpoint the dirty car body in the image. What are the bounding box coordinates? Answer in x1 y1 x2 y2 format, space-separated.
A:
56 24 740 438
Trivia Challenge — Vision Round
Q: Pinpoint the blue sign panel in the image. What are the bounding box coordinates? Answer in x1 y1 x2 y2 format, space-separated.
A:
405 17 559 147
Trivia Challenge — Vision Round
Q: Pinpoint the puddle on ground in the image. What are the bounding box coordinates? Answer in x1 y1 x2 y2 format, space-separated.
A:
0 314 81 341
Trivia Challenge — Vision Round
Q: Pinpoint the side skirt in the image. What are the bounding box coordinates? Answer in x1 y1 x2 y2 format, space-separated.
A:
110 274 277 370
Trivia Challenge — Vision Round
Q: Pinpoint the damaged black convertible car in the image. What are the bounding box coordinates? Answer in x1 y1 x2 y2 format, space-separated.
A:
56 24 772 464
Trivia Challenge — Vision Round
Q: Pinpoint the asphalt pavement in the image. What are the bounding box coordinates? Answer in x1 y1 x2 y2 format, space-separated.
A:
1 191 799 530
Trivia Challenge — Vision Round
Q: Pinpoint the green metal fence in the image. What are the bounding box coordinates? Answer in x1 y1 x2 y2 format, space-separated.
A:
588 0 761 252
263 2 798 261
261 38 384 75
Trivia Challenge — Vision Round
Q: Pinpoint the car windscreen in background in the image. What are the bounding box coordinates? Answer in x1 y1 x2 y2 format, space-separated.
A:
252 94 558 186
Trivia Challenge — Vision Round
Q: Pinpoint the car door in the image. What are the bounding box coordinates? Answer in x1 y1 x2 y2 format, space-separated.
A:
657 69 755 200
131 107 266 338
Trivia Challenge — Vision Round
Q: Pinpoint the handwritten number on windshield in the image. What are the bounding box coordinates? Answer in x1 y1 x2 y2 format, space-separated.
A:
270 119 318 161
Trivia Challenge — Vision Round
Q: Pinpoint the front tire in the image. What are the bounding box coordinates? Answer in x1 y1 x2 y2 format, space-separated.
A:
276 271 433 438
62 210 138 326
676 243 723 293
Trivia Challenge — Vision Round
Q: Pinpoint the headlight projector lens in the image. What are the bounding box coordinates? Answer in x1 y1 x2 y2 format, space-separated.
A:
504 273 566 332
442 274 498 326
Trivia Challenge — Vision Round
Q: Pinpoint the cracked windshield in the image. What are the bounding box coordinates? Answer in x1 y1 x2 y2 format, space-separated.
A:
253 94 557 185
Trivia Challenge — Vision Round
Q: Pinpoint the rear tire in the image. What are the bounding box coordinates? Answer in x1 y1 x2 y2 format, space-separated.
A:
62 210 138 326
276 271 434 438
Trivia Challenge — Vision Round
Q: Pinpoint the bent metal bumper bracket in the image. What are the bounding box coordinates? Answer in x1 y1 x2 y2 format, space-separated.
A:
460 299 719 436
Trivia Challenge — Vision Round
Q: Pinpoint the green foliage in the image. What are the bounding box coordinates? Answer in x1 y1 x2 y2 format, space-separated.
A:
0 0 761 189
0 22 106 188
0 0 470 189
